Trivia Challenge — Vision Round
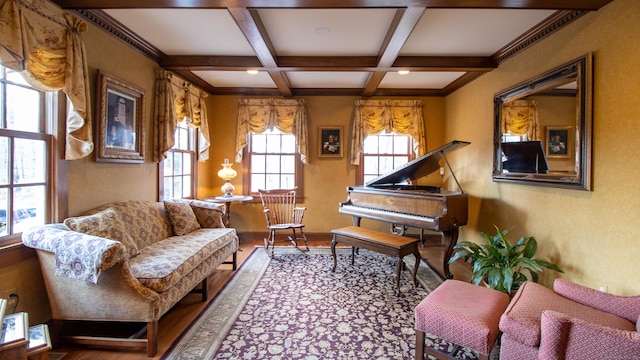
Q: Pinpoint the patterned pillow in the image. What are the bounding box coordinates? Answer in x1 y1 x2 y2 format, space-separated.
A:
64 208 139 257
189 200 226 228
164 200 201 235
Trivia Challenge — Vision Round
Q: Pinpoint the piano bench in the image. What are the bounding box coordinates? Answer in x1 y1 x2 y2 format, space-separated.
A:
330 226 422 295
414 280 510 360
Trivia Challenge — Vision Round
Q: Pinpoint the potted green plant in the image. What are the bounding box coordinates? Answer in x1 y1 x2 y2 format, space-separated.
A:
449 225 563 294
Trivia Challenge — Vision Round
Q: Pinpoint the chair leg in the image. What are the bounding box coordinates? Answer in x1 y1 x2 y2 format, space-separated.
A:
415 330 425 360
289 228 309 252
264 230 276 257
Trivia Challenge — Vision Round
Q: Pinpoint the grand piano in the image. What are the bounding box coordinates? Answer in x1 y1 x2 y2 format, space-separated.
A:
339 140 470 279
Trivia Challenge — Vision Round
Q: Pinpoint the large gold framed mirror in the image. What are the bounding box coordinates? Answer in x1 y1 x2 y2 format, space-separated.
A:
492 54 593 190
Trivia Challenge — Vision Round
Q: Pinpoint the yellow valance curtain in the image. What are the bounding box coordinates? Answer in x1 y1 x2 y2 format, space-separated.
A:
0 0 92 159
501 99 539 140
235 98 308 164
350 99 427 165
153 69 211 162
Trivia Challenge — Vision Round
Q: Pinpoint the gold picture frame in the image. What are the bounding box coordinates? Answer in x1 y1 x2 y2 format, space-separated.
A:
318 126 343 158
95 70 145 163
545 126 572 159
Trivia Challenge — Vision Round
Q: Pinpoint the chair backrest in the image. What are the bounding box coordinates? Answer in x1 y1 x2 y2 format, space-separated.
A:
258 188 298 226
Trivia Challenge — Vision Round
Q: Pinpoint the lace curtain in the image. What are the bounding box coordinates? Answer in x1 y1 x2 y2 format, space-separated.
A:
235 98 308 164
350 99 427 165
501 99 539 140
0 0 92 159
153 69 211 162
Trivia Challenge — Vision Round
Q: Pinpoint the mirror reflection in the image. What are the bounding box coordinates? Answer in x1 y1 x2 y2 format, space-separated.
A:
493 54 592 190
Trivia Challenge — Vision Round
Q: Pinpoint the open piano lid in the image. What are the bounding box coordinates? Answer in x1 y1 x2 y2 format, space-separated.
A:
366 140 470 187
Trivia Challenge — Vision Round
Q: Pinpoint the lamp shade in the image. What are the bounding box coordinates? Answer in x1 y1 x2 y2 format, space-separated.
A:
217 159 237 181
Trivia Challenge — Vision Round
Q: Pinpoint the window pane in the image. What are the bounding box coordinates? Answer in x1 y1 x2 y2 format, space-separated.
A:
252 134 266 152
379 156 394 174
363 156 378 175
394 156 408 168
5 70 28 86
173 177 182 198
251 174 265 192
379 135 393 154
265 134 281 153
182 153 192 175
0 137 8 185
173 152 183 174
265 174 280 189
251 155 265 173
281 134 295 153
394 135 409 153
178 127 188 150
13 185 45 233
6 84 40 132
281 174 294 189
182 175 191 198
164 153 173 176
363 136 378 154
0 188 7 236
265 155 280 173
14 138 46 184
281 155 295 174
163 177 172 199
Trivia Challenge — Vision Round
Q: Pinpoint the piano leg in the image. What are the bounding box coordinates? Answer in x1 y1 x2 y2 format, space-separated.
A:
442 225 460 279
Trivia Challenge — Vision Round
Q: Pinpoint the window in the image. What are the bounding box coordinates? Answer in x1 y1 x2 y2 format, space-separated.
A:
160 121 197 200
360 132 414 184
244 128 302 194
0 66 56 242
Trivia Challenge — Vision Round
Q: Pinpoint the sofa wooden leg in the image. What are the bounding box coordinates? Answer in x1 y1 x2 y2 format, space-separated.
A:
147 321 158 357
232 251 237 270
201 278 208 302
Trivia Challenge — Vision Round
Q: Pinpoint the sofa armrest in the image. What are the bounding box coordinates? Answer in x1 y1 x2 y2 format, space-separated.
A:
554 279 640 323
22 224 127 284
538 310 640 360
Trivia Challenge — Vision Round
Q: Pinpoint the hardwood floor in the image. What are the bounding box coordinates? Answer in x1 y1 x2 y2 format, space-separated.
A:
52 236 471 360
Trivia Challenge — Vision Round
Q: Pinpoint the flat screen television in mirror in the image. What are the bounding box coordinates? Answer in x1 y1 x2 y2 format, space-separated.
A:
492 54 592 190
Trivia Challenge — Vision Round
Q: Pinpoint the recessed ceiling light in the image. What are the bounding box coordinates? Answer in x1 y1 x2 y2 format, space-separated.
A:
398 70 410 75
247 70 259 75
315 27 331 35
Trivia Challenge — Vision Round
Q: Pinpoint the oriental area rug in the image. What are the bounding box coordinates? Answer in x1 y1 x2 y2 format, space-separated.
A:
162 247 495 360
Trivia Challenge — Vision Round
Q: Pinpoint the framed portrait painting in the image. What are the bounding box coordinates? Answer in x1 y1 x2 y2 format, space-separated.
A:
319 126 343 158
95 70 145 163
545 126 572 159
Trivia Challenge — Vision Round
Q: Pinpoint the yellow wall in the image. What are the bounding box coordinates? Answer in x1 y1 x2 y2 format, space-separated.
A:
446 0 640 295
67 20 160 216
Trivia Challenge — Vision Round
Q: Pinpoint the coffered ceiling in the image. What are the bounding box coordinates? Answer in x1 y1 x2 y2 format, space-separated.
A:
52 0 614 97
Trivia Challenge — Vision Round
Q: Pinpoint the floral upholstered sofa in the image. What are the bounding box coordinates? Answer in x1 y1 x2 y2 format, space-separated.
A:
22 199 239 356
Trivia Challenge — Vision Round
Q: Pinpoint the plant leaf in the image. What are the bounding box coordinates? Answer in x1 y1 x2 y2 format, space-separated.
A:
522 237 537 258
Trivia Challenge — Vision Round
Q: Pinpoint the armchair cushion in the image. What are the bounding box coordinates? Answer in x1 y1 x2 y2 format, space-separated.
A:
539 310 640 359
164 200 201 235
64 208 139 257
554 278 640 324
500 281 635 347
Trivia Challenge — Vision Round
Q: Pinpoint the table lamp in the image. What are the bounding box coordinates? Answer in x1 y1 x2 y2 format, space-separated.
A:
217 158 237 197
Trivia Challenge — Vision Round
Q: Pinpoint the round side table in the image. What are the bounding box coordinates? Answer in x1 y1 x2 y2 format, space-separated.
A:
204 195 253 228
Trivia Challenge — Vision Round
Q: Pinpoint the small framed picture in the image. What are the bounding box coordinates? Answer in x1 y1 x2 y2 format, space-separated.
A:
95 70 145 163
545 126 572 159
318 126 343 158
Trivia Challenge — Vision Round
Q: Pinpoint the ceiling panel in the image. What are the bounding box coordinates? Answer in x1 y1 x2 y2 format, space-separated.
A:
286 71 371 88
193 70 276 88
258 9 399 56
379 71 466 89
401 9 555 56
105 9 256 56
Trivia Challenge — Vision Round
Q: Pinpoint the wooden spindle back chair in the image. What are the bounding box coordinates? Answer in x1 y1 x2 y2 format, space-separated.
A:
258 188 309 257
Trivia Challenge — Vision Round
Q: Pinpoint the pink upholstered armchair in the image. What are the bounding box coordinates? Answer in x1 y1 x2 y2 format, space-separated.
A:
499 279 640 359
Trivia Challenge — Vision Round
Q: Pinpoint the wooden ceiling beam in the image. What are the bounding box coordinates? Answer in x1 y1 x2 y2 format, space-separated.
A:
227 7 292 96
52 0 614 11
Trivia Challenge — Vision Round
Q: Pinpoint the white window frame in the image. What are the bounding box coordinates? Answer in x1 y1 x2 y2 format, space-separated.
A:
159 121 198 201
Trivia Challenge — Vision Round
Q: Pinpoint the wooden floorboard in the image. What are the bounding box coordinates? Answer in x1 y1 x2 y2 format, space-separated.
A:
52 236 472 360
